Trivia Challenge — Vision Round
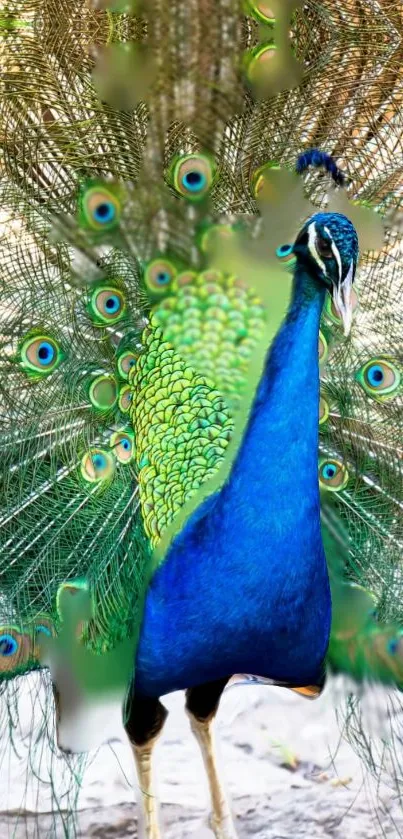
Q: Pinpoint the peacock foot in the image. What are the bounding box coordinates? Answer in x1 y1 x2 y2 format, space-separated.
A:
139 821 161 839
209 812 239 839
136 803 163 839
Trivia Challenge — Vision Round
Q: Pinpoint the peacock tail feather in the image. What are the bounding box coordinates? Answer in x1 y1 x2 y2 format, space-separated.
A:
0 0 403 828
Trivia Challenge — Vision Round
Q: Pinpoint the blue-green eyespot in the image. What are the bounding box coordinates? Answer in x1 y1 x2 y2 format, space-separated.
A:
118 384 133 414
144 258 178 296
355 357 401 401
81 448 116 483
319 458 349 491
88 285 127 326
117 349 139 380
0 627 30 673
110 428 135 464
19 334 64 378
79 180 122 232
276 244 296 269
169 153 216 202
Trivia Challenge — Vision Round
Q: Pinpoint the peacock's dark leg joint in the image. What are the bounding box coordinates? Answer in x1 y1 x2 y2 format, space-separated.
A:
124 694 168 747
185 676 230 722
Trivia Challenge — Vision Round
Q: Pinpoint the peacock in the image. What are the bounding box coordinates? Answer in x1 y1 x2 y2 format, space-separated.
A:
0 0 402 837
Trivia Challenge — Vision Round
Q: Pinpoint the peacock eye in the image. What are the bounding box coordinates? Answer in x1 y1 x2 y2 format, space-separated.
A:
319 458 349 491
20 334 63 377
276 244 296 267
79 181 122 232
117 349 139 380
0 627 30 672
0 633 18 657
110 429 135 464
81 448 115 483
88 286 126 325
316 236 333 259
355 358 401 401
169 153 216 201
144 258 178 296
88 374 118 411
119 384 133 414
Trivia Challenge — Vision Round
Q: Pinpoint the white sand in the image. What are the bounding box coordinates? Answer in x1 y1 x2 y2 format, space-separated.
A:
2 676 403 837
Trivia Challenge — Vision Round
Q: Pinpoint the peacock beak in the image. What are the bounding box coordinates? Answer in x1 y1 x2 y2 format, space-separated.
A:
332 259 355 337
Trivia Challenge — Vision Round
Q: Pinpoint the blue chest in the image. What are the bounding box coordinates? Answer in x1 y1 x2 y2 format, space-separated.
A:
135 276 331 697
135 507 330 697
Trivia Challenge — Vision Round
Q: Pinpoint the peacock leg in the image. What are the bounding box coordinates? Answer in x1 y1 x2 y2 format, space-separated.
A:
124 695 168 839
186 678 237 839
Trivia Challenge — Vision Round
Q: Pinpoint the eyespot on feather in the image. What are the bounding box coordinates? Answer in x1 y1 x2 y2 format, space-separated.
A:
144 258 178 296
81 448 116 483
79 180 122 232
19 334 63 378
0 627 31 673
110 428 135 463
88 285 127 325
117 349 139 380
319 458 349 491
276 244 296 268
355 357 401 401
169 153 216 202
119 384 133 414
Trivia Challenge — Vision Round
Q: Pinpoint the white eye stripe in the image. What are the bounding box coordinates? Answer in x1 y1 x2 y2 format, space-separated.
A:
307 222 327 276
324 224 342 283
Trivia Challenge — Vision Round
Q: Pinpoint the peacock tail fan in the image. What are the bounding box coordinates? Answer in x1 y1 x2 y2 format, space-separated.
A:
0 0 403 829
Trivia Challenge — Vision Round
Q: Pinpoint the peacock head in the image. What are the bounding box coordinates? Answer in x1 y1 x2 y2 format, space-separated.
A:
293 212 359 336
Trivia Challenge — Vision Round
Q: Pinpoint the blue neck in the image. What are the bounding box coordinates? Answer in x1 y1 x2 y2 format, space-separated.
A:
223 267 325 510
135 267 331 697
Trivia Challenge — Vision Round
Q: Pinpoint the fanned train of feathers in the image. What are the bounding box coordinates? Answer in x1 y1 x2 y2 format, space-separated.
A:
0 0 403 833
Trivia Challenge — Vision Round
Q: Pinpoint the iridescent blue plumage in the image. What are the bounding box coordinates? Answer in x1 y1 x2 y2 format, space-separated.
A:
135 212 359 696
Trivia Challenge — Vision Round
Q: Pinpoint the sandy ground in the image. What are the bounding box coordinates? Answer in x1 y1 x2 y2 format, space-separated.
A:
2 678 403 838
